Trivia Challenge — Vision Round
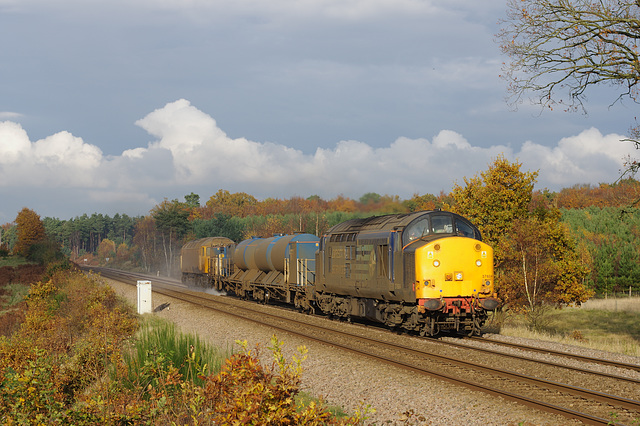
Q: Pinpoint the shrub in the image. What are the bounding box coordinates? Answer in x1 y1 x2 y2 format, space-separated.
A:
0 269 370 425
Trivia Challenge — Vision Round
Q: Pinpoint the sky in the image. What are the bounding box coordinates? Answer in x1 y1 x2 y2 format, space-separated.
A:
0 0 638 224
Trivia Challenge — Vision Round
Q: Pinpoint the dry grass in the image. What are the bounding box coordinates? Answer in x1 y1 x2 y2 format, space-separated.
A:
497 303 640 357
579 297 640 313
500 324 640 357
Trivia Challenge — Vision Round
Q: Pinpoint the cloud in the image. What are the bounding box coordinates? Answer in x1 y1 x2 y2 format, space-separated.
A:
0 112 24 120
0 99 636 223
0 121 103 187
521 128 631 186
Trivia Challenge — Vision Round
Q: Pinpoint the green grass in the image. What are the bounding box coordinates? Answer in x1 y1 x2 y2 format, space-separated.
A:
120 316 232 387
294 391 351 419
0 256 32 268
498 306 640 357
4 283 30 307
0 282 30 316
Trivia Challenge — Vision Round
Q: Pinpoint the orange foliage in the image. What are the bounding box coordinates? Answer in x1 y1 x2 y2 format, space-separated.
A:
542 179 640 209
13 208 46 257
327 195 357 212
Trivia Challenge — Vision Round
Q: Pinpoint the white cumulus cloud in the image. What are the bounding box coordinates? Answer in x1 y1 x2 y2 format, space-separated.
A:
0 99 637 224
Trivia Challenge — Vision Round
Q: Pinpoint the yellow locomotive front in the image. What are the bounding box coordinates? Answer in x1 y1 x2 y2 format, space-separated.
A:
415 237 496 307
402 212 499 335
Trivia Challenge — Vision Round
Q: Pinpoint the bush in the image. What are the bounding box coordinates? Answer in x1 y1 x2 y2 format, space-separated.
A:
0 269 370 425
26 238 65 265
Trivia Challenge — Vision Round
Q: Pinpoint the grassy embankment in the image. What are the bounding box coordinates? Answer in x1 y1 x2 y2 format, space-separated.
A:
0 256 31 268
496 298 640 357
0 261 368 424
0 256 38 320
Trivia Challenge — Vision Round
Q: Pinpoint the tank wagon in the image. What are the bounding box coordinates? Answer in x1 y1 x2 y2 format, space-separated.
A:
181 210 498 336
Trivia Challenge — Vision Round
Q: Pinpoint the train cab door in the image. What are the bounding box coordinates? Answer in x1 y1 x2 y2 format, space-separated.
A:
199 246 208 274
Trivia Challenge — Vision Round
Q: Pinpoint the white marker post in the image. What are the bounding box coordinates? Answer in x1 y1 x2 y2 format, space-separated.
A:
137 280 152 314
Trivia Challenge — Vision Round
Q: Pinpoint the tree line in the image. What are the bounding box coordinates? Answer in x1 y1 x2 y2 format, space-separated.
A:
3 165 640 312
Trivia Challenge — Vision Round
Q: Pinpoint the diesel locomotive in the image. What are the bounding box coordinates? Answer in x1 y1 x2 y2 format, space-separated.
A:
180 210 498 336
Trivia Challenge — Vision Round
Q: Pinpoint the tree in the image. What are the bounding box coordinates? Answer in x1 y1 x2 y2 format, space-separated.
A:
192 213 245 242
327 195 357 212
451 157 590 322
1 223 17 254
498 214 591 327
133 216 157 273
450 155 538 259
14 208 47 257
152 199 191 276
184 192 200 209
97 238 116 265
359 192 381 205
206 190 258 217
404 193 434 212
498 0 640 113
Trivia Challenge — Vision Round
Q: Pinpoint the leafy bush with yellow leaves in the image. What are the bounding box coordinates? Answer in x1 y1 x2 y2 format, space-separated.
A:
0 268 371 425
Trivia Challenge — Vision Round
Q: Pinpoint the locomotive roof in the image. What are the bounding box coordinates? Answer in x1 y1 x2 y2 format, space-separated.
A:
181 236 235 249
325 210 464 234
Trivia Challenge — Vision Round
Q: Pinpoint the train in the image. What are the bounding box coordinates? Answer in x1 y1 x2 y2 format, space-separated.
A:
180 210 499 336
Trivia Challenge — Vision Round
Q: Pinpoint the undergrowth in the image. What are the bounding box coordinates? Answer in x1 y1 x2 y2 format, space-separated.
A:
0 267 372 425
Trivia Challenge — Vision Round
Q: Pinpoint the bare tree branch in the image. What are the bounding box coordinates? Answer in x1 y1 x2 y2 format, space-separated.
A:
498 0 640 112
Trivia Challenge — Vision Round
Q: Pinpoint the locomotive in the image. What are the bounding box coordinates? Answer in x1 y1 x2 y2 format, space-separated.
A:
180 210 498 336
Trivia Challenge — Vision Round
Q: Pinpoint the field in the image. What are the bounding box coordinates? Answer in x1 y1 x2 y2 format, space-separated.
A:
580 297 640 313
498 298 640 357
0 256 32 268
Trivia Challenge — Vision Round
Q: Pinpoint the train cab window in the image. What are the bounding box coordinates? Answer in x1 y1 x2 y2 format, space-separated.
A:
455 219 475 238
431 215 453 234
403 218 430 246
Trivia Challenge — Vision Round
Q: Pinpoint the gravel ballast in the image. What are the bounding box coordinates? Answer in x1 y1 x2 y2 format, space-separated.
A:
106 278 616 425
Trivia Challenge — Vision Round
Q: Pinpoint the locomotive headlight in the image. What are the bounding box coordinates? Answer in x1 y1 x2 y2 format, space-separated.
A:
475 260 482 267
433 260 440 267
484 280 491 286
455 272 463 281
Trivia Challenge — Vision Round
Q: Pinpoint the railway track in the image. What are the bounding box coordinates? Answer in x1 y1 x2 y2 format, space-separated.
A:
436 337 640 384
463 335 640 373
86 267 640 425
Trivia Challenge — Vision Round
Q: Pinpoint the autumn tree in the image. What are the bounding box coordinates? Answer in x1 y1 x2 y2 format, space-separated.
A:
116 242 131 264
450 155 538 259
206 189 258 217
97 238 116 265
498 213 591 327
451 157 590 323
403 193 449 212
327 195 357 212
14 208 47 257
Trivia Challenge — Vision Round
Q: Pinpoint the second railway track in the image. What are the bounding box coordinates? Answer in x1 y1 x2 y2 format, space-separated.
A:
88 267 640 425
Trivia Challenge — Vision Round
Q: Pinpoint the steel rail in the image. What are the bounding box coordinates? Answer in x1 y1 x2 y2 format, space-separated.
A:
467 336 640 373
87 267 638 425
436 338 640 385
